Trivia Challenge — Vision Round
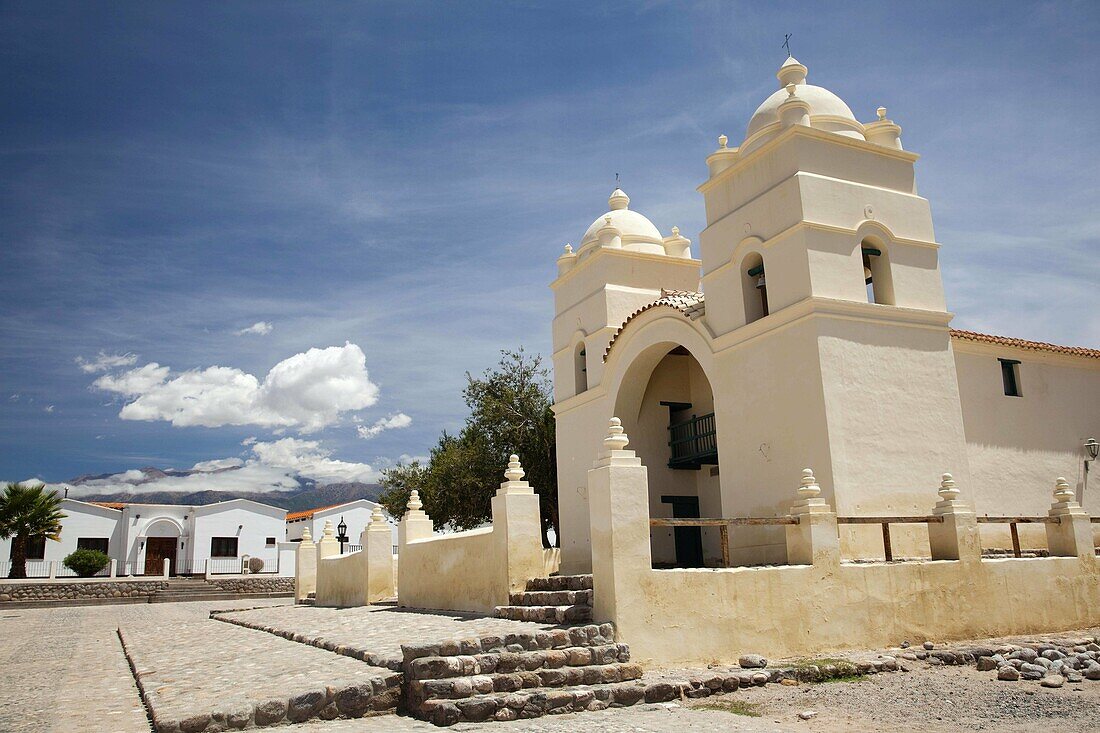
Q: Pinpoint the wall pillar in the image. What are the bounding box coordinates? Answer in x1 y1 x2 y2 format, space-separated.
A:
1047 477 1094 560
491 455 545 593
398 491 434 604
295 526 317 602
364 507 395 602
108 559 117 578
317 519 339 560
929 473 981 562
162 557 170 578
785 468 839 567
588 418 652 629
48 561 57 579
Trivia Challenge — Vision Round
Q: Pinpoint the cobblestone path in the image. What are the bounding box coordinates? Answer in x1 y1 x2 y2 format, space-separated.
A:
0 600 285 733
217 604 559 666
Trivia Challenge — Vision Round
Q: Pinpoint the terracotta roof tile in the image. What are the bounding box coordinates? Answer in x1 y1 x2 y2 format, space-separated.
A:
88 501 125 510
286 503 354 522
603 289 706 360
949 329 1100 360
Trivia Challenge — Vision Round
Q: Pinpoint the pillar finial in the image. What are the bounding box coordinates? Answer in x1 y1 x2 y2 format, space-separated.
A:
322 519 335 539
1053 477 1076 504
938 473 960 502
370 505 385 524
798 468 821 500
603 417 629 452
406 489 423 512
504 454 525 482
301 525 312 542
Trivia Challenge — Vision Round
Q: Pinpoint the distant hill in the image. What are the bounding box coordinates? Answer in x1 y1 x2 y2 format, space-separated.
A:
73 482 385 511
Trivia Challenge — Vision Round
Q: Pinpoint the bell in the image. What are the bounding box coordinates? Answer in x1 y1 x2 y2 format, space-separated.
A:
755 274 766 290
864 266 873 284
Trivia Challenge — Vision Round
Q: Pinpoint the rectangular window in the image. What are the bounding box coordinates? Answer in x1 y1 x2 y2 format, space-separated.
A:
15 537 47 560
999 359 1021 397
210 537 239 557
77 538 109 554
265 537 276 547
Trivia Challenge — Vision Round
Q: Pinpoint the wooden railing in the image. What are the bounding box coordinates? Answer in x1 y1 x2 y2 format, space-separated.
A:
650 516 798 567
837 516 944 562
976 516 1059 558
667 412 718 469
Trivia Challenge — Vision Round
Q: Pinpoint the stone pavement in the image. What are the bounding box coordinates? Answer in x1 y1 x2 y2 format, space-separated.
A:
216 604 559 668
120 607 400 730
0 599 286 733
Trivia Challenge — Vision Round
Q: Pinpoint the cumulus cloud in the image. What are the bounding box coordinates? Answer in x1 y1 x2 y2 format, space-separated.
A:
356 412 412 440
76 351 138 373
235 321 273 336
92 343 380 432
44 405 54 413
55 437 380 497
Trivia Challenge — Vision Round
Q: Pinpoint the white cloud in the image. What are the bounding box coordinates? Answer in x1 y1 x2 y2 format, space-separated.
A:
240 436 257 446
56 437 380 497
92 343 380 432
44 405 54 413
76 351 138 373
357 412 412 440
235 321 273 336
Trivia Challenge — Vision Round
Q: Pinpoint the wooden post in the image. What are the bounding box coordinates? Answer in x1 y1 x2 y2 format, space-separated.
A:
719 524 730 568
881 522 892 562
1010 522 1021 558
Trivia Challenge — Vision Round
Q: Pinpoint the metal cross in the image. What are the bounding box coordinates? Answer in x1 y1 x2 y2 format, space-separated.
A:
782 33 793 58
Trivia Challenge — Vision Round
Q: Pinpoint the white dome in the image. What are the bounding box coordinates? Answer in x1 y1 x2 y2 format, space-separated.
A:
580 189 665 253
740 57 865 155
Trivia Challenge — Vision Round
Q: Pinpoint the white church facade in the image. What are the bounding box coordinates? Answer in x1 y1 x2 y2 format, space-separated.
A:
551 57 1100 575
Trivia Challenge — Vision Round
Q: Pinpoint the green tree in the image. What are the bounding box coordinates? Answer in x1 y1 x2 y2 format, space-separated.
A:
379 349 558 545
0 482 66 579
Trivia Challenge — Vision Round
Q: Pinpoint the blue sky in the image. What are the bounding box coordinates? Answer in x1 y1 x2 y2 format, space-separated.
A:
1 1 1097 490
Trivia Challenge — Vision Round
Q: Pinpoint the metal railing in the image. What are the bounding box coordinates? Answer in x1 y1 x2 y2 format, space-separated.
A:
667 412 718 469
343 544 362 554
650 516 798 567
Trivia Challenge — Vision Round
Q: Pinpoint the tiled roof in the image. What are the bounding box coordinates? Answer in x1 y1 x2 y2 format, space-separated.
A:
603 289 706 360
949 329 1100 360
88 501 126 510
286 502 359 522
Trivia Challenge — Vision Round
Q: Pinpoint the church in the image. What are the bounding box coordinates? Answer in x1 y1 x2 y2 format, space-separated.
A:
551 57 1100 575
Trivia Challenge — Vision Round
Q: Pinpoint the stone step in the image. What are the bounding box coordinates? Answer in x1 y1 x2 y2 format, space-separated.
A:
410 662 642 706
524 574 592 592
508 589 592 607
406 643 630 681
496 604 591 624
418 680 647 726
149 591 290 603
402 624 615 664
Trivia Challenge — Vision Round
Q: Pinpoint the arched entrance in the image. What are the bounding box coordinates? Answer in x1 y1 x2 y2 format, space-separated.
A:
143 519 181 575
613 342 722 568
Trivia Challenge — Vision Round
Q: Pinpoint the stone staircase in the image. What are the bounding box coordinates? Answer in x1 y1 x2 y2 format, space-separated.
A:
495 574 593 624
402 622 646 725
149 577 289 604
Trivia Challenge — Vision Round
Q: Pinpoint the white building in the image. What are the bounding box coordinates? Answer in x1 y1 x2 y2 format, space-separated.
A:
1 497 291 577
286 499 398 549
551 57 1100 574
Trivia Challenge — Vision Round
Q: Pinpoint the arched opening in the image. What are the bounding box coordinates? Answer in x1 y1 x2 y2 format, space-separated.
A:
741 252 769 323
574 342 588 394
141 518 181 576
861 238 895 305
614 343 722 569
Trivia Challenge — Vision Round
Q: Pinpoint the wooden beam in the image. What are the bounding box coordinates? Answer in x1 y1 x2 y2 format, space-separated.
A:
719 524 730 568
881 523 893 562
836 516 943 524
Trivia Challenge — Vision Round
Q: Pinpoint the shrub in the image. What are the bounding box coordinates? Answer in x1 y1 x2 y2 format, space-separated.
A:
63 549 110 578
247 556 264 573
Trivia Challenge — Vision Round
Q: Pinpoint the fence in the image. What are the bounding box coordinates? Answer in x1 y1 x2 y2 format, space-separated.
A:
207 553 280 575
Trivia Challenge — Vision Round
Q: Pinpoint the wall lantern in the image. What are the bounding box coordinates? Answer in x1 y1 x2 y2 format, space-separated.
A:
1082 437 1099 505
1086 437 1099 461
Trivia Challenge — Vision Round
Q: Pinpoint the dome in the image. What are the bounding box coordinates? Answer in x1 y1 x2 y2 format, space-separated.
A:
740 57 865 155
579 188 665 254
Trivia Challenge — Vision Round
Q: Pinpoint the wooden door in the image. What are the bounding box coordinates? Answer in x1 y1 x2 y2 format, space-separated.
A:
662 495 704 568
145 537 177 575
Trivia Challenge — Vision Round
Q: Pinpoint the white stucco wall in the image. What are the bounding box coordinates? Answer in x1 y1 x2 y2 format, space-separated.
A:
192 500 287 572
954 341 1100 548
0 499 123 572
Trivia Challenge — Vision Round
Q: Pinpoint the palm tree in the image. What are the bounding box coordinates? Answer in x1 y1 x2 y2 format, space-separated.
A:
0 482 66 579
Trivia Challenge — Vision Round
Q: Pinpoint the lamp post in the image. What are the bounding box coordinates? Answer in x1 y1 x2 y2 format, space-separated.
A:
337 516 348 555
1084 437 1099 505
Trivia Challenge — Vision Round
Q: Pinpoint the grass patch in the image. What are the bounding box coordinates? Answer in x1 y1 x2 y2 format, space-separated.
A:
822 673 868 683
789 657 868 683
695 699 763 717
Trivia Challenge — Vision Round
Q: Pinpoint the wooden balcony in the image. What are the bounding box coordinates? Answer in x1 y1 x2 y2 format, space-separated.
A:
667 412 718 470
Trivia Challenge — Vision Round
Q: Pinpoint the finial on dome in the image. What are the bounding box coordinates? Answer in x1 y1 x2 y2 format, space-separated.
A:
671 226 679 236
777 56 807 87
563 243 573 255
608 188 630 211
877 106 887 121
785 82 797 98
718 134 728 149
